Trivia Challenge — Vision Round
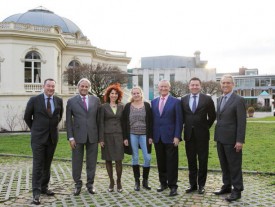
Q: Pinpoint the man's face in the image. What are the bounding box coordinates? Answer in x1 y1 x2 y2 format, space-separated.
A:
43 80 55 97
78 81 90 96
189 80 201 95
220 77 234 94
158 81 170 97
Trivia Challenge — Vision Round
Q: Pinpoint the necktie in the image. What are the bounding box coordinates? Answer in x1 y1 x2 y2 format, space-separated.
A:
159 97 165 115
47 97 52 115
192 95 197 113
220 96 227 111
82 96 88 111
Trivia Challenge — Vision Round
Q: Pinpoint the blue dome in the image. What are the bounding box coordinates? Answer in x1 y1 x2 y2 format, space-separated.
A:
2 7 84 36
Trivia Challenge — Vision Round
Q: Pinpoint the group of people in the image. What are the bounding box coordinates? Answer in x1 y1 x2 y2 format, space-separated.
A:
24 74 246 205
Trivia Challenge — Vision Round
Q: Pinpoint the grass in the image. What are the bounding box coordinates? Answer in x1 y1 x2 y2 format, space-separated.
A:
0 117 274 173
247 116 275 121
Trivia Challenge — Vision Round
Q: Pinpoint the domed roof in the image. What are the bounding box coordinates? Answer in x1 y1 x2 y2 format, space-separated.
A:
2 6 84 36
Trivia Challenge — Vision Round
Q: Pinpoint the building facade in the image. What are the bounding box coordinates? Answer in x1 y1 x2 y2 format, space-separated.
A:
217 68 275 111
0 7 131 131
128 51 216 100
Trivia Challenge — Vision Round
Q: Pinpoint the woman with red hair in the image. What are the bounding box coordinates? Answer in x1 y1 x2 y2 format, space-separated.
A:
99 83 124 193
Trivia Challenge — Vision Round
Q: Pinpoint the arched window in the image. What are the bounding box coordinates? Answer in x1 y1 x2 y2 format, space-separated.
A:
68 60 80 85
24 51 41 83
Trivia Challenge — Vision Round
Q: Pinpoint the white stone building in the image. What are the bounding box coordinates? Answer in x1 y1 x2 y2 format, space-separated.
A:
0 7 131 131
129 52 216 100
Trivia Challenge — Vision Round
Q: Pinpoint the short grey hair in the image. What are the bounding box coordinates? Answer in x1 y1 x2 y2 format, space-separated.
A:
158 79 171 87
220 74 235 84
77 78 91 87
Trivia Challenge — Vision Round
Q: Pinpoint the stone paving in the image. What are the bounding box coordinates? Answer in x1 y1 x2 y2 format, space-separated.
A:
0 157 274 207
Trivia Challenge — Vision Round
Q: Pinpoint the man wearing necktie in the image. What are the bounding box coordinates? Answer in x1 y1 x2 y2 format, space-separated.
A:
66 78 101 196
181 77 216 195
151 80 183 196
24 78 63 205
214 74 246 202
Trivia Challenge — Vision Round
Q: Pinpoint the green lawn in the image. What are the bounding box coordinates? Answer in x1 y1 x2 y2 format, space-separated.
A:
0 119 274 173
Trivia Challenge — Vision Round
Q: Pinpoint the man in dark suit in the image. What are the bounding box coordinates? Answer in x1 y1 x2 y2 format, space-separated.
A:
214 74 246 202
151 79 183 196
181 77 216 194
66 78 101 196
24 78 63 205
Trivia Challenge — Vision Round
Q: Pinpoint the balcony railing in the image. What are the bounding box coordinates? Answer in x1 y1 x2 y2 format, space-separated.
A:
24 83 43 92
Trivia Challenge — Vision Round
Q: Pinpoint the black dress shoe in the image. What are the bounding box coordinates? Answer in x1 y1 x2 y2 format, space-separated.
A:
87 187 96 194
32 194 40 205
214 188 232 195
169 188 178 196
41 189 55 196
225 192 241 202
198 186 205 194
73 187 81 196
185 186 197 193
157 184 168 192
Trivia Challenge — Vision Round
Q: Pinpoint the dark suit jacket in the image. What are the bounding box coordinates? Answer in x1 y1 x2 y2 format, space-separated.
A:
151 95 183 144
181 93 216 141
99 103 124 142
66 95 101 144
24 93 63 144
122 101 152 154
214 93 246 144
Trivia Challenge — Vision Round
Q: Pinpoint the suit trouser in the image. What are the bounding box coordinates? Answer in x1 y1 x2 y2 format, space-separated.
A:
154 140 178 189
72 142 98 188
185 129 209 187
217 141 244 192
31 137 56 196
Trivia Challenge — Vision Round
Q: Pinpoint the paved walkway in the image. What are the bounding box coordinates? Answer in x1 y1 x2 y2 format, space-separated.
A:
0 157 274 207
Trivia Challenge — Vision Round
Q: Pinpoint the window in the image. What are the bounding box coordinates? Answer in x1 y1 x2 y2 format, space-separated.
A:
138 75 143 89
149 74 154 100
68 60 80 85
24 51 41 83
159 74 164 81
170 74 175 82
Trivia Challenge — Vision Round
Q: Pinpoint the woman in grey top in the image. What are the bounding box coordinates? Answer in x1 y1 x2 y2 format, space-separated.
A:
99 84 124 193
123 86 153 191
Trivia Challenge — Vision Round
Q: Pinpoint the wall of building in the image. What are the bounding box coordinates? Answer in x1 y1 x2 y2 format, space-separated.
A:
131 67 216 100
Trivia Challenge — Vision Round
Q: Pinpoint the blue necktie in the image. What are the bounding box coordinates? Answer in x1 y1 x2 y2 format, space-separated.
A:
192 96 197 113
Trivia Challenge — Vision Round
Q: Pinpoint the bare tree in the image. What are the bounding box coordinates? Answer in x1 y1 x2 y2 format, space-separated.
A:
170 81 189 97
170 80 221 97
63 63 128 102
17 110 29 131
201 80 221 96
4 105 18 131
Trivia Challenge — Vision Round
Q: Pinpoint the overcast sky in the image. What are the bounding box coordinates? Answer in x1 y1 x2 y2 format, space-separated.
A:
1 0 275 74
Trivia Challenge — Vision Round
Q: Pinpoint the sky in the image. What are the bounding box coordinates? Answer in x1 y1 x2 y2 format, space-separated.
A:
1 0 275 74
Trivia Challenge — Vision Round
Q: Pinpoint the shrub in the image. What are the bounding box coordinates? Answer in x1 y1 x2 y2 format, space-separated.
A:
247 106 255 113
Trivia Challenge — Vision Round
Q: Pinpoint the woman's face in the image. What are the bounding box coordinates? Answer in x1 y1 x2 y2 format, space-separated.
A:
132 88 142 101
109 89 118 102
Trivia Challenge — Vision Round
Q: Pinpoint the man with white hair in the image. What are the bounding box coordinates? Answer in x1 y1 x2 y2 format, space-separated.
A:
66 78 101 196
